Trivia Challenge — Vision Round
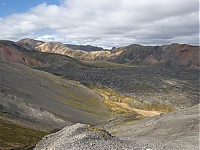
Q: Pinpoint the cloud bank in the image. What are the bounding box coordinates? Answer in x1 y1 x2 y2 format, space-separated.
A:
0 0 199 47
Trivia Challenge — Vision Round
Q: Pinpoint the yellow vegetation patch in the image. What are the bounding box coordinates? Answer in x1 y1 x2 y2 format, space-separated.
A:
87 85 173 116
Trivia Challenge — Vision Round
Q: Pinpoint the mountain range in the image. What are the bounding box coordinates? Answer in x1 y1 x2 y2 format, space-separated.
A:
16 38 200 68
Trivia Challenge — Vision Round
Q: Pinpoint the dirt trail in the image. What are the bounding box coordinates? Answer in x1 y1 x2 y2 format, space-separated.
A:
100 93 162 117
113 102 162 117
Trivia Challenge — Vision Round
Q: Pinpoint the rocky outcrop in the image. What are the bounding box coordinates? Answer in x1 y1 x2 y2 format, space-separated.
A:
35 104 199 150
34 123 138 150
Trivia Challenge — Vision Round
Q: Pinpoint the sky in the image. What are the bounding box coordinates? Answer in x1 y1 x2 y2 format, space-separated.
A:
0 0 199 48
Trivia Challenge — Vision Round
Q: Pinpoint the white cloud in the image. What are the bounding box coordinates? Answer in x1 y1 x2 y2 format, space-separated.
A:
0 0 199 47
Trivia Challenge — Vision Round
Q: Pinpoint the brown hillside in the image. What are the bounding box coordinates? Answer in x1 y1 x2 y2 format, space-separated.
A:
170 43 199 66
0 44 42 66
113 43 200 68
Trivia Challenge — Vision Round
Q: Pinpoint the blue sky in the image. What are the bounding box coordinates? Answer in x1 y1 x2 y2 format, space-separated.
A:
0 0 60 17
0 0 199 47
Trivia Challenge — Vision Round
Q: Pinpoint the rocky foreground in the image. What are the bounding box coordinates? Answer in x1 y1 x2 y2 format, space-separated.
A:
34 104 199 150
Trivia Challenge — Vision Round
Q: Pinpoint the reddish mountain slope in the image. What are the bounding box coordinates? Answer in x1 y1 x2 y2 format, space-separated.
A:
170 43 199 66
0 44 42 66
113 43 199 68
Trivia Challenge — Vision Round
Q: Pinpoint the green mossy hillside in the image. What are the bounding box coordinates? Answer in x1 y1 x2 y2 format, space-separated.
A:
0 119 47 150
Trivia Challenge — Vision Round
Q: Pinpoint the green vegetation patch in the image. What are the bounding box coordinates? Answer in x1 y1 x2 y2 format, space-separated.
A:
0 119 47 149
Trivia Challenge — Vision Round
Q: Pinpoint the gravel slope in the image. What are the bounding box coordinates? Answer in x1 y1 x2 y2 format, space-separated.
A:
34 104 199 150
0 61 111 129
110 104 200 150
34 123 141 150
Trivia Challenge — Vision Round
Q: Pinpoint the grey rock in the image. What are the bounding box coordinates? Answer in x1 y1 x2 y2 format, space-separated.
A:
34 123 139 150
35 104 199 150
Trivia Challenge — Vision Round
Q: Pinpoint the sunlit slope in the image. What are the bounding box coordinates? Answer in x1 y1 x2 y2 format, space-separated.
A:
0 61 110 128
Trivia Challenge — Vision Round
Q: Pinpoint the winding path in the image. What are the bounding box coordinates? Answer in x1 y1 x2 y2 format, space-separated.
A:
113 102 162 117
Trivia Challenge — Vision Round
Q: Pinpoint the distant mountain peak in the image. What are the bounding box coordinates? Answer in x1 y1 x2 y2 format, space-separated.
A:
17 38 44 51
65 44 104 51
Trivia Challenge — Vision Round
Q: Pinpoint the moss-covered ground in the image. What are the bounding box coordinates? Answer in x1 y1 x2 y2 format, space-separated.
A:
0 119 47 150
